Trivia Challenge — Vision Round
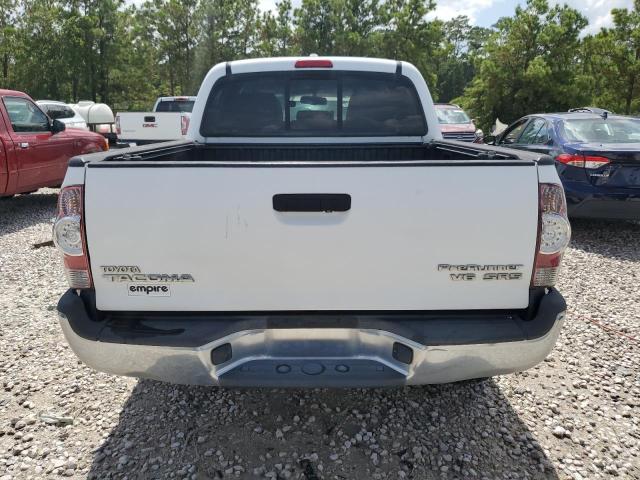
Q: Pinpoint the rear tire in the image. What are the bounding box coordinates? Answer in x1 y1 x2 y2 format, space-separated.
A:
0 195 15 200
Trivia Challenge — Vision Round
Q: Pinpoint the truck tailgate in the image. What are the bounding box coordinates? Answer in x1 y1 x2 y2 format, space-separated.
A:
84 163 539 311
117 112 185 142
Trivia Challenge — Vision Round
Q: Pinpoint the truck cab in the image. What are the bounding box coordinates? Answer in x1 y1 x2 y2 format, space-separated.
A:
0 90 108 197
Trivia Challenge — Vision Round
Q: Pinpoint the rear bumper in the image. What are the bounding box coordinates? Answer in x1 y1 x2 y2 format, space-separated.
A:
564 181 640 220
57 289 566 387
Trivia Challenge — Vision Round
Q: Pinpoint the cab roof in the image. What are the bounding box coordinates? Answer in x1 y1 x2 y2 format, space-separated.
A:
0 89 30 99
36 100 68 105
228 56 400 75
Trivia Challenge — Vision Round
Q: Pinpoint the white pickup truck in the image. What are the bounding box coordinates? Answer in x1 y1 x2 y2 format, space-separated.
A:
54 57 569 387
114 96 195 146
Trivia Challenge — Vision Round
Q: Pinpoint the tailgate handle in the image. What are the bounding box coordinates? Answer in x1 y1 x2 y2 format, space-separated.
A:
273 194 351 212
144 116 156 122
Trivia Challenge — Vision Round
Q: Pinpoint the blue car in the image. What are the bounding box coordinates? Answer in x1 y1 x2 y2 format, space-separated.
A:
494 110 640 220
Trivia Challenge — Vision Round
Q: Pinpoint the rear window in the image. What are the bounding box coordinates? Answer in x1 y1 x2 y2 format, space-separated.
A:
200 72 426 137
156 100 195 113
561 118 640 143
40 104 76 120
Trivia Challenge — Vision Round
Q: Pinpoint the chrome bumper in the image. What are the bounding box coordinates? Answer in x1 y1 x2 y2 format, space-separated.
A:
58 311 565 387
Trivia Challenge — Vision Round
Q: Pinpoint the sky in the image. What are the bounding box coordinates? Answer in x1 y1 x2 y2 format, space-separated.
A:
258 0 635 35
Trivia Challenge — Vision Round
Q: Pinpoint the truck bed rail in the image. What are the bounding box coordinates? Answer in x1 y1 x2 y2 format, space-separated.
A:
69 140 553 167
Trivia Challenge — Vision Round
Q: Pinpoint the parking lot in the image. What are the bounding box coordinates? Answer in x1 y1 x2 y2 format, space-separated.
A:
0 189 638 480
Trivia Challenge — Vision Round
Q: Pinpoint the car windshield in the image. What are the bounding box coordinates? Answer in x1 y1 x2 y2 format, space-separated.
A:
155 100 195 112
436 108 471 124
561 118 640 144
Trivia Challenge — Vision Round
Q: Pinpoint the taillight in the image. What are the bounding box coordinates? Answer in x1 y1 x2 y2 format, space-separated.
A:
181 115 190 136
102 136 109 151
53 186 92 289
556 153 610 169
532 183 571 287
295 59 333 68
115 115 121 135
556 153 583 166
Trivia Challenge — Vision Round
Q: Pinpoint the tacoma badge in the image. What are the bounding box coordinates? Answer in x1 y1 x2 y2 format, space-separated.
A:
101 265 195 283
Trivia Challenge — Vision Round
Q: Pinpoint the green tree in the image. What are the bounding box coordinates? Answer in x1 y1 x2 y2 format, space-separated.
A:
56 0 126 103
194 0 259 84
293 0 345 55
275 0 295 55
293 0 382 56
0 0 17 86
257 1 297 56
89 0 124 103
376 0 443 88
59 3 86 101
108 5 161 109
436 16 490 102
582 0 640 114
5 0 640 120
13 0 67 99
138 0 199 96
458 0 589 130
333 0 381 56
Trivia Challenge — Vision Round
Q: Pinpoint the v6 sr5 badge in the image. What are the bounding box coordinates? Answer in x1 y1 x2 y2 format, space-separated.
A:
438 264 524 281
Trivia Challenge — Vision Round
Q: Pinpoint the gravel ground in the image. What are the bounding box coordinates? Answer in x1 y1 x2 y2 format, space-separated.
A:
0 189 638 480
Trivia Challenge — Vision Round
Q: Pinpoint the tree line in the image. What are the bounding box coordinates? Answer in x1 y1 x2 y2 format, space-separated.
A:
0 0 638 130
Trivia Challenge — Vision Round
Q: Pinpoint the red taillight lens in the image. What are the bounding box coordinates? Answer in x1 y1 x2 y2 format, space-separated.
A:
181 114 190 136
295 59 333 68
556 153 610 169
532 183 571 287
53 186 92 289
115 115 121 135
556 153 583 167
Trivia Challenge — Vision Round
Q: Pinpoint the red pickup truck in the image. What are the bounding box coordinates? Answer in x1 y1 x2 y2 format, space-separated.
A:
1 89 107 198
